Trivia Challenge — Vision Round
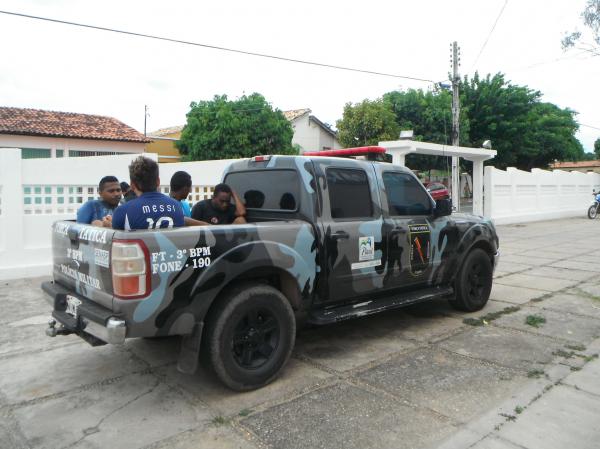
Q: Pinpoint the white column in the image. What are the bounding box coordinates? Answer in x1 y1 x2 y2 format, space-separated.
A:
483 165 493 219
472 159 484 216
0 149 25 277
451 156 460 211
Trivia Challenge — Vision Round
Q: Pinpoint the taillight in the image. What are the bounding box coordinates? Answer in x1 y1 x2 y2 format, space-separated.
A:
251 155 271 162
111 239 150 299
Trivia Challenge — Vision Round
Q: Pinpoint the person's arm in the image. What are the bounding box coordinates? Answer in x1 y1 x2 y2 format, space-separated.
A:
231 189 246 218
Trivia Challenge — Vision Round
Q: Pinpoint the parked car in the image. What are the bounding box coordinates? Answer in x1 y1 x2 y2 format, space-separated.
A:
42 153 499 391
425 182 450 200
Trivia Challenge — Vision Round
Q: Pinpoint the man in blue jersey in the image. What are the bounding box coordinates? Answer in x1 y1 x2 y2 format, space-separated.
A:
77 176 122 227
112 156 184 230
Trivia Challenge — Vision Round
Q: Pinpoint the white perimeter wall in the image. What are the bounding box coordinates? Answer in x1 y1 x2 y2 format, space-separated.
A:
0 148 236 280
484 166 600 225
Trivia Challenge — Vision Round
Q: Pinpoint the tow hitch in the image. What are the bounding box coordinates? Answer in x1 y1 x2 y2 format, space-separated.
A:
45 319 73 337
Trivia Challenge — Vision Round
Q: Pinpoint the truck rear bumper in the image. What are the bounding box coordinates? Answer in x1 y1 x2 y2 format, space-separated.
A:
41 281 126 345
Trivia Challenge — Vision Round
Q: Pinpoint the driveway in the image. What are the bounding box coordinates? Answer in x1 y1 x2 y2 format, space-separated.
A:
1 217 600 449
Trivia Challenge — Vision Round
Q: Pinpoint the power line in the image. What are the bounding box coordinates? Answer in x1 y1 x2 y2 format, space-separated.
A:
471 0 509 70
580 123 600 132
0 9 435 83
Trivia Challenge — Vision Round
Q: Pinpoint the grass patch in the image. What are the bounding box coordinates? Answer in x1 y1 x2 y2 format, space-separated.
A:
514 405 524 414
565 344 586 352
500 413 516 422
527 369 545 378
462 306 521 326
583 354 599 363
238 409 252 417
212 416 229 426
525 314 546 328
552 349 575 359
571 366 582 371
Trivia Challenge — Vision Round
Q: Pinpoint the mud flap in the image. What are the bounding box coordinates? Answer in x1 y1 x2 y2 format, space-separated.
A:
177 322 204 374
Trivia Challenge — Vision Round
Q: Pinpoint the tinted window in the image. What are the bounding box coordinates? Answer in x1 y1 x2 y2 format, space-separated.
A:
225 170 299 211
383 172 432 216
327 168 373 219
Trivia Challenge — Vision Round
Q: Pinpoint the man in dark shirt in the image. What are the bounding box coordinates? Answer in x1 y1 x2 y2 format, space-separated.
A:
191 183 246 225
77 176 122 227
112 156 184 230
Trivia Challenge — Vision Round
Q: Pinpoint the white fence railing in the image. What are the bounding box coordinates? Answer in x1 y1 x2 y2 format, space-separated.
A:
2 146 599 279
483 166 600 225
0 148 235 280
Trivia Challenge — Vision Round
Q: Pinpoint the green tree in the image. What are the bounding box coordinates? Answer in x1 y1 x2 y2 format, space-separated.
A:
595 138 600 158
460 73 584 169
336 99 400 147
178 93 295 160
382 88 470 171
562 0 600 55
382 89 469 145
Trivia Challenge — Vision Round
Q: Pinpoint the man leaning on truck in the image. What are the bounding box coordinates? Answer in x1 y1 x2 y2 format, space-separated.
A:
112 156 185 230
191 183 246 225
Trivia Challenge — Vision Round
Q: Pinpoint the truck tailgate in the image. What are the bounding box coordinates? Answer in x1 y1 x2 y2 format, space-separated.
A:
52 221 115 310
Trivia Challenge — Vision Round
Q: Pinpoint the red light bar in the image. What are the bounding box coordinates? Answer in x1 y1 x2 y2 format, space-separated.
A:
303 146 387 157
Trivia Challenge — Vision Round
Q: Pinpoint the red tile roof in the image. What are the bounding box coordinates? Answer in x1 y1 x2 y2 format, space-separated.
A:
283 108 311 121
0 107 150 143
550 160 600 168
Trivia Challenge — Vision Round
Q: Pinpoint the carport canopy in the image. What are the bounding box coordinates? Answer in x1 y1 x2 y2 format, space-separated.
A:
378 139 497 216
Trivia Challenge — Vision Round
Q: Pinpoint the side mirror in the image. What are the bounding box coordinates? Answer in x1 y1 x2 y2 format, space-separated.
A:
434 198 452 218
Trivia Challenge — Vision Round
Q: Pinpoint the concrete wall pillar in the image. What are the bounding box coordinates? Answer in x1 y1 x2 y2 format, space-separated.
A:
472 159 484 216
0 148 24 256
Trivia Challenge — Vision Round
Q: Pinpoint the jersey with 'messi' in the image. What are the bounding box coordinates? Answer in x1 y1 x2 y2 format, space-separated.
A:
112 191 184 230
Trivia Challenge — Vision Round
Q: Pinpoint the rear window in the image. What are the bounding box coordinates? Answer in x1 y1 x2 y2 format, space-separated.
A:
326 168 373 219
225 169 300 211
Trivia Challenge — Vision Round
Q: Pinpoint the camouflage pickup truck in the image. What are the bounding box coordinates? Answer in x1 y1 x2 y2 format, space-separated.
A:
42 153 499 390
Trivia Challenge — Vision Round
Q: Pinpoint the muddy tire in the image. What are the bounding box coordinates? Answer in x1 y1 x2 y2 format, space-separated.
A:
449 248 493 312
205 283 296 391
588 205 598 219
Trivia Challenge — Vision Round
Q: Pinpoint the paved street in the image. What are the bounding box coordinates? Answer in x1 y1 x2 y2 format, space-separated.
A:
1 217 600 449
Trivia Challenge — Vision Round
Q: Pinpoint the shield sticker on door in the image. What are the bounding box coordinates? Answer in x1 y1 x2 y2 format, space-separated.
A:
408 224 431 276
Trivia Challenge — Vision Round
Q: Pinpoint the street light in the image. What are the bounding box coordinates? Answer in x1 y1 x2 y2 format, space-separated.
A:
482 140 492 149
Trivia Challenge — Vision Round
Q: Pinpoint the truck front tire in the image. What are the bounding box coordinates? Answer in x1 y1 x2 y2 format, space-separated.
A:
205 283 296 391
449 248 493 312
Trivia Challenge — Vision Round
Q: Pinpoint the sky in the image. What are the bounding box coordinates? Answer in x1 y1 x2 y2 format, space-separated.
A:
0 0 598 152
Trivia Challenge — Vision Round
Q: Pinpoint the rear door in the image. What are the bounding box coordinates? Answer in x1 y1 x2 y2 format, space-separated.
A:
314 160 385 304
52 221 115 309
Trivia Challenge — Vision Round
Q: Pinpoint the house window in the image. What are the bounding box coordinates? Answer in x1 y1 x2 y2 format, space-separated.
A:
56 149 64 157
21 148 51 159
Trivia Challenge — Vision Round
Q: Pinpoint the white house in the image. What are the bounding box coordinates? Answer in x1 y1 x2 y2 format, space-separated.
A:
0 107 149 159
283 109 341 153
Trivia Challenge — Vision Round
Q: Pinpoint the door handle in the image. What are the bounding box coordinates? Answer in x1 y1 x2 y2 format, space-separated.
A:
389 227 406 236
331 231 350 241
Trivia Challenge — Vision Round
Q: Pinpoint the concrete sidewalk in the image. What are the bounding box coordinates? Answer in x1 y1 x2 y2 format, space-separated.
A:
1 216 600 449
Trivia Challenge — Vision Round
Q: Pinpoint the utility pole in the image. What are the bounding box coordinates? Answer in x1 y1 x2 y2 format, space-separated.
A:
144 105 148 137
450 41 461 211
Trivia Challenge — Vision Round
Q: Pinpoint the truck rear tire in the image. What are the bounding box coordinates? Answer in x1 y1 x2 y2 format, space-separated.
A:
205 283 296 391
449 248 493 312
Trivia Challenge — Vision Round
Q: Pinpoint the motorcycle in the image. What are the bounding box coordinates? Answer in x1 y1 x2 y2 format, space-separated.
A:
588 191 600 219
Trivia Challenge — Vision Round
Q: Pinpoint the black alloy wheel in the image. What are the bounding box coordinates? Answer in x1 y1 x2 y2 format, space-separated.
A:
205 283 296 391
232 308 280 369
449 248 493 312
